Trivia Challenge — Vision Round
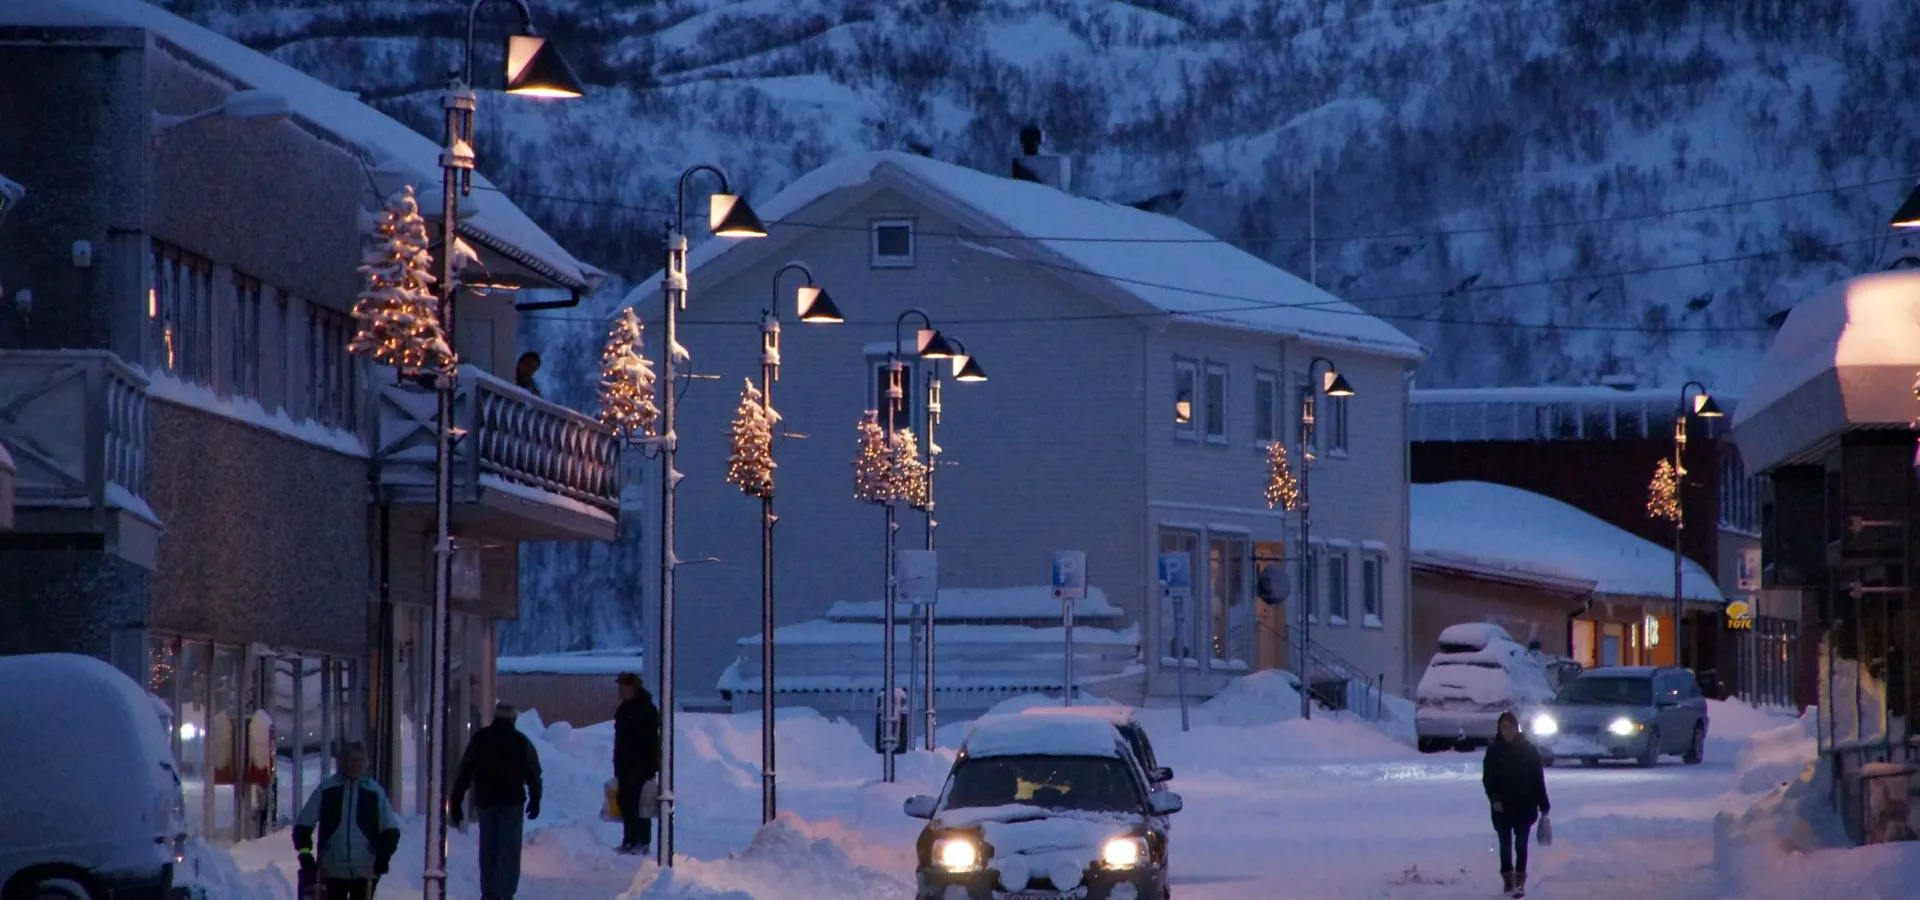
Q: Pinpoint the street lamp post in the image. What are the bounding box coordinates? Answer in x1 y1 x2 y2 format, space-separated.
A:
1669 381 1723 670
755 263 842 823
881 310 957 780
1295 357 1354 722
656 164 768 861
423 6 580 899
916 338 985 750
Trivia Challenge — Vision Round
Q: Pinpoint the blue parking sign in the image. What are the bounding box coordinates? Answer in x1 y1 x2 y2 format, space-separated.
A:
1052 551 1087 600
1158 552 1191 591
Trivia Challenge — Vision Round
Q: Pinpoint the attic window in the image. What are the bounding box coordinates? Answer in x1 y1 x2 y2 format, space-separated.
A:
871 219 915 268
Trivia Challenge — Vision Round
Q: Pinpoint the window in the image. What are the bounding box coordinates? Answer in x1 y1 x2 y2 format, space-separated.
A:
1203 362 1227 443
870 357 915 430
1254 370 1278 445
1325 548 1349 624
151 242 215 384
306 304 359 430
1302 542 1322 622
1361 555 1383 627
1325 394 1349 455
230 272 264 401
871 219 915 267
1173 357 1198 439
1209 532 1251 664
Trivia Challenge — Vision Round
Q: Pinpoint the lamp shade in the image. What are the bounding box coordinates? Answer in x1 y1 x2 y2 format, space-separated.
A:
796 285 844 323
916 329 959 359
1693 393 1724 417
952 354 988 382
1892 183 1920 229
1323 372 1355 397
1174 393 1193 423
505 35 585 98
709 193 768 238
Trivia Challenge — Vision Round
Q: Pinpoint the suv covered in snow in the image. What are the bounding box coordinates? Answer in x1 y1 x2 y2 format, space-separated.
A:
1415 623 1556 752
1018 705 1174 788
903 715 1182 900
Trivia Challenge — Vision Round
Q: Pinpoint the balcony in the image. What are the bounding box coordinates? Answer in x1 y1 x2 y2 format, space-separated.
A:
0 350 160 566
374 364 620 542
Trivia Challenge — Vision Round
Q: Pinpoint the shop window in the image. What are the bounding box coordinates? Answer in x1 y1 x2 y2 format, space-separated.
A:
1209 532 1251 664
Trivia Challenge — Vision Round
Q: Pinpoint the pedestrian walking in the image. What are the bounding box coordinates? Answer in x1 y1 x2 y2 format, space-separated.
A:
450 701 543 900
293 742 401 900
1482 711 1551 898
612 671 661 856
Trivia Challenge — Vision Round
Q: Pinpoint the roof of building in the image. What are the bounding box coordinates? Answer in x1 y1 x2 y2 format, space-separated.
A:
1411 481 1723 603
1731 272 1920 471
11 0 602 293
618 151 1424 359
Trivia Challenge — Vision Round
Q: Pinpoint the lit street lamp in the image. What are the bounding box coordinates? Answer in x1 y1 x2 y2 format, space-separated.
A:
422 5 579 899
913 336 985 751
751 262 841 824
1295 357 1353 721
653 163 767 863
1666 381 1723 669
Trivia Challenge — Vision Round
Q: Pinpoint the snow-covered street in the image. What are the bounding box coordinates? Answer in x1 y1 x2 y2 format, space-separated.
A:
176 677 1871 900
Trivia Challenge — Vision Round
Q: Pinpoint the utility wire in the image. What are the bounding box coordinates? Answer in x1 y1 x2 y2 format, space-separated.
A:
480 171 1915 246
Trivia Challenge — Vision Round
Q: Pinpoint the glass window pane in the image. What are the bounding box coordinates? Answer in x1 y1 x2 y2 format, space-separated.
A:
1580 403 1612 439
1209 535 1251 665
1550 404 1579 439
211 644 241 842
1363 557 1383 620
178 640 210 838
1255 376 1276 443
1204 365 1226 439
1174 361 1196 434
1327 553 1348 621
1615 402 1644 439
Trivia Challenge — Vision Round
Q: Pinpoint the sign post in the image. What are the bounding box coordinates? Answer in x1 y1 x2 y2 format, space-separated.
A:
1052 551 1087 706
896 550 938 747
1158 552 1193 732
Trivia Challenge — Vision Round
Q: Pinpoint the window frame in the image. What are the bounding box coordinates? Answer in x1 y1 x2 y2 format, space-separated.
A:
1173 357 1199 441
305 304 360 431
1325 544 1350 625
230 271 264 401
1203 361 1228 444
1360 553 1384 628
1254 368 1279 446
870 218 916 268
1324 393 1350 457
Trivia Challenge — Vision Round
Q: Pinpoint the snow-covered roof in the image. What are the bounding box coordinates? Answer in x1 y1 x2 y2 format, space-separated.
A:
1411 481 1723 603
19 0 602 292
961 714 1124 760
620 151 1424 359
497 649 644 676
826 586 1122 622
1731 272 1920 472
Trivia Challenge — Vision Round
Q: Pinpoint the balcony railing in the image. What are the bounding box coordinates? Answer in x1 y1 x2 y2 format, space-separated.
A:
0 350 158 563
374 364 619 541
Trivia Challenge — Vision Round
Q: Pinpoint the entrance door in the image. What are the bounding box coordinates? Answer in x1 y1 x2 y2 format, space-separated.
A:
1255 542 1288 670
1602 624 1624 666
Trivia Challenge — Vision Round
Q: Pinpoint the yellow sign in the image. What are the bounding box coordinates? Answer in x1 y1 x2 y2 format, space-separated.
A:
1727 599 1755 630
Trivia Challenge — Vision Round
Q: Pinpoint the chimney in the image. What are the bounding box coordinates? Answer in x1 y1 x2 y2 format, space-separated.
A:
1010 123 1072 193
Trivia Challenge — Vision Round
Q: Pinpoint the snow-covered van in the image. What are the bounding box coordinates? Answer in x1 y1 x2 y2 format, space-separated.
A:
1414 624 1555 752
0 653 188 900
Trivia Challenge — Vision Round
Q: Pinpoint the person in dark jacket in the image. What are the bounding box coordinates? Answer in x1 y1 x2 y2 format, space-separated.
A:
450 701 543 900
613 672 662 856
1483 711 1550 897
294 742 401 900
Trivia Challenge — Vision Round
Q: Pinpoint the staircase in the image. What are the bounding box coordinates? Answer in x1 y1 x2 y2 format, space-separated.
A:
1297 636 1388 722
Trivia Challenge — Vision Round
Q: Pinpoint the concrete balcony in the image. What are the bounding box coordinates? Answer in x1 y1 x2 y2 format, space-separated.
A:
373 364 619 542
0 350 160 566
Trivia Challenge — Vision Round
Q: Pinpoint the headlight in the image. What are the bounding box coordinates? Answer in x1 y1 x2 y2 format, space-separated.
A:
1530 714 1558 737
1101 836 1149 869
933 836 981 872
1608 717 1641 737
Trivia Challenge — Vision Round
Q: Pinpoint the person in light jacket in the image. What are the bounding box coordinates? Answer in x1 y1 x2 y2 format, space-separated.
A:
295 742 401 900
1482 711 1551 897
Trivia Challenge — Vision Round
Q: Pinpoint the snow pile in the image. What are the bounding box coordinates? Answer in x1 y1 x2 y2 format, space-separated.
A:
1712 708 1850 889
619 814 911 900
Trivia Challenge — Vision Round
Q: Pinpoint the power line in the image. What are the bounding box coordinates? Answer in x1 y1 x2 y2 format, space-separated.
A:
481 171 1914 246
527 230 1883 334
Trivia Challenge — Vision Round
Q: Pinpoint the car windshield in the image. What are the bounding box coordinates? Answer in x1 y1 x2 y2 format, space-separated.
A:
1556 676 1653 706
943 754 1140 814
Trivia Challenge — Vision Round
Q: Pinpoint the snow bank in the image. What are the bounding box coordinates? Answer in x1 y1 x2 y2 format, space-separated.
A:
619 814 912 900
1713 708 1851 891
1730 711 1820 795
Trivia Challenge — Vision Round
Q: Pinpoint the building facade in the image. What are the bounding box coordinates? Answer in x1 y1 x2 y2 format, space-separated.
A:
0 0 612 842
617 150 1425 707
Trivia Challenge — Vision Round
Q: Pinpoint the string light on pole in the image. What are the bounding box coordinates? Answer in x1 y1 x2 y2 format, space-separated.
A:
1265 441 1300 511
854 411 892 503
726 378 776 499
349 186 454 374
1646 458 1682 522
598 306 660 436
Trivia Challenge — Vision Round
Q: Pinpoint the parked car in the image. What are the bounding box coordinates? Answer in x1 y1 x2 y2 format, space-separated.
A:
1415 623 1556 753
1528 665 1709 767
903 715 1182 900
0 653 189 900
1018 704 1174 787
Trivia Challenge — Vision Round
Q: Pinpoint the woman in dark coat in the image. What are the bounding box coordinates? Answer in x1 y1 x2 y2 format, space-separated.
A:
1482 711 1550 896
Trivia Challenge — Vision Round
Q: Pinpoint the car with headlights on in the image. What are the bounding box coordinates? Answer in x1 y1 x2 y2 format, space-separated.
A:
903 714 1182 900
1527 665 1708 767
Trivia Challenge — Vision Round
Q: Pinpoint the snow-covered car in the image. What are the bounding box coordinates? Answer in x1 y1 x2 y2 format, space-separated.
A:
1528 665 1709 767
1018 704 1174 788
903 715 1182 900
0 653 189 900
1414 624 1555 752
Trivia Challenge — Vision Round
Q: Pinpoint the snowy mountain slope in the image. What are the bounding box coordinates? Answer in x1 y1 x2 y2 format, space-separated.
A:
152 0 1920 652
